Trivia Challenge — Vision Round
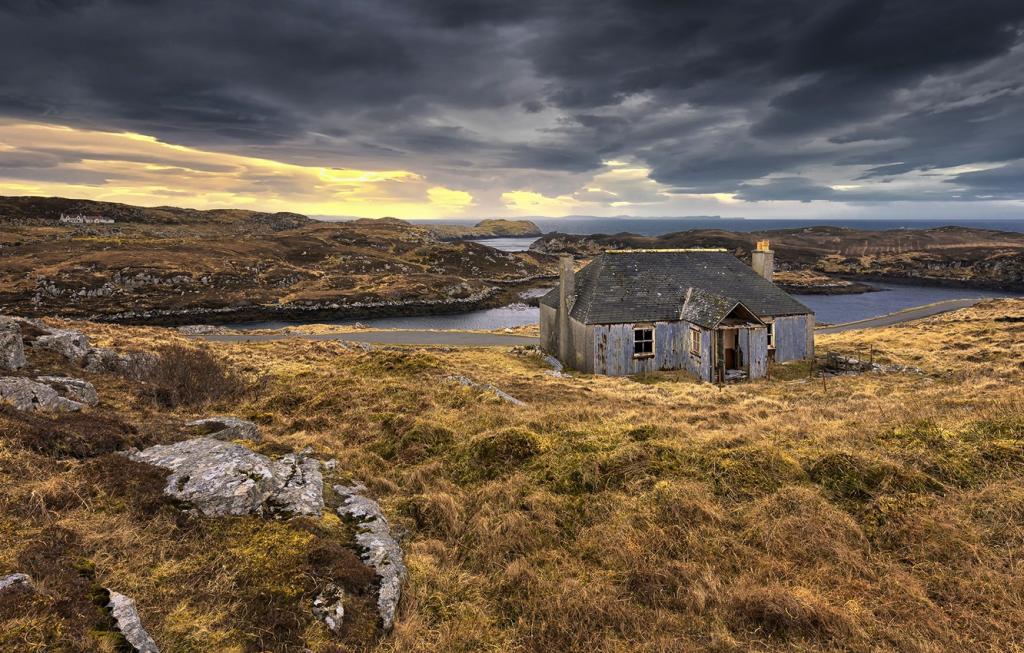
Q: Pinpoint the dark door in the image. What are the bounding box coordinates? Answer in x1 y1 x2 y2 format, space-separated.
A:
722 329 738 369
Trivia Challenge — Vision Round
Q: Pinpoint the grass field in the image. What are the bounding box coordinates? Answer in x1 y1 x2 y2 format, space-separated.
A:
2 299 1023 652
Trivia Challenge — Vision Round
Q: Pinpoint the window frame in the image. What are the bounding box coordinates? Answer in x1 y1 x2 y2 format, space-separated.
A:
766 320 775 349
633 326 655 359
689 326 702 357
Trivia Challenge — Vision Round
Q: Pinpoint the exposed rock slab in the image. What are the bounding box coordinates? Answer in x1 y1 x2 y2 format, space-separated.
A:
186 416 260 441
83 347 157 379
0 377 85 412
108 591 160 653
36 376 99 406
0 320 26 371
335 483 407 632
129 438 323 517
312 582 345 632
446 374 526 406
32 328 92 362
0 572 31 592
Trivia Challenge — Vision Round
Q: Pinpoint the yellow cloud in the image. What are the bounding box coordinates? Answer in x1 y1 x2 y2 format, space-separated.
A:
0 121 473 218
427 186 475 210
500 190 582 216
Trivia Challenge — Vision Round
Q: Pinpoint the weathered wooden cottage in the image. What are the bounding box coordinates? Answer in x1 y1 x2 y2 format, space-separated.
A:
539 243 814 381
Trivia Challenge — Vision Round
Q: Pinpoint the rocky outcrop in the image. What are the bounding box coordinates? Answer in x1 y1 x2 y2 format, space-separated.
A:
32 327 92 362
335 483 407 632
36 376 99 406
0 319 26 370
128 438 323 518
446 374 526 407
312 583 346 633
177 324 227 335
83 347 157 379
0 376 95 411
107 591 160 653
186 416 260 441
0 572 32 592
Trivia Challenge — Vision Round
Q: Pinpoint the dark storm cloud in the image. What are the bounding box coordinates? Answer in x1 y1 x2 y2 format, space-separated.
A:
1 0 1024 200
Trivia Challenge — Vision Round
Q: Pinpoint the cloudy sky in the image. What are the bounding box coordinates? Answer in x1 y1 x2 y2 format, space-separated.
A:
1 0 1023 219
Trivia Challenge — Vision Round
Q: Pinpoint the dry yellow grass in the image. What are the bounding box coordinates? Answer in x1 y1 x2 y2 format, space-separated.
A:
2 299 1024 652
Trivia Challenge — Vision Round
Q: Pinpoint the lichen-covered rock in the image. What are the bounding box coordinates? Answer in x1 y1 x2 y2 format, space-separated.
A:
312 583 345 632
446 374 526 406
271 452 324 516
0 572 31 592
335 483 407 632
186 416 260 441
108 591 160 653
129 438 323 517
32 328 92 362
0 377 84 412
83 347 157 379
0 320 26 371
176 324 224 335
36 376 99 406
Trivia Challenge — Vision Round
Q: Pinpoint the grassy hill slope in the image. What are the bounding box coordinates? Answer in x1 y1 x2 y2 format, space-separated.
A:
2 299 1023 651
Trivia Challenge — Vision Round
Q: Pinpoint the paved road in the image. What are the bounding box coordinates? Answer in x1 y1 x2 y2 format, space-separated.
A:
195 298 988 345
816 298 986 334
198 330 539 346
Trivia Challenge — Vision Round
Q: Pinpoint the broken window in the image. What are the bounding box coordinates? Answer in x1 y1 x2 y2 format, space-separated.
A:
690 327 701 356
766 321 775 349
633 327 654 357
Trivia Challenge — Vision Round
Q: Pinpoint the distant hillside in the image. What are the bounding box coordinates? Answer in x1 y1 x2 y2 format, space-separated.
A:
0 196 554 324
0 195 311 232
425 219 542 241
532 225 1024 292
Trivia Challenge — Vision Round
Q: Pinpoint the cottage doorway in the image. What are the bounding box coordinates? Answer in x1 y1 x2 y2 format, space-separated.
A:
722 329 738 369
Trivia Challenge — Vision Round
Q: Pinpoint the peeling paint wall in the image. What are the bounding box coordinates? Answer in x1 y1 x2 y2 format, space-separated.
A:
590 321 712 379
738 326 768 378
773 314 813 362
539 304 558 355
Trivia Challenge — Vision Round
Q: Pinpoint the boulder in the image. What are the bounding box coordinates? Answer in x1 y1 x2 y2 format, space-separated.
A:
186 416 260 441
83 347 157 379
0 377 84 412
36 376 99 406
312 583 345 633
32 328 92 362
108 591 160 653
0 321 26 371
129 438 323 518
0 573 31 592
335 483 407 632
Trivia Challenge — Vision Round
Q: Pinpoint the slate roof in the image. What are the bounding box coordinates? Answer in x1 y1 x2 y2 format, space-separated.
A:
539 250 811 325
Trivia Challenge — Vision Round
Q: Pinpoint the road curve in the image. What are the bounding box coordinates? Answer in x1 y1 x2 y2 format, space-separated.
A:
816 298 987 334
197 330 539 346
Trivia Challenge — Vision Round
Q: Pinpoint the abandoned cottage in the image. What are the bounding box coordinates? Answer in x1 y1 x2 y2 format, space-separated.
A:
539 243 814 381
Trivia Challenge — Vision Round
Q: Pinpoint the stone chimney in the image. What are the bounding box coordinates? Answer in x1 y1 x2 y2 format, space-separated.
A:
751 240 774 282
558 255 575 364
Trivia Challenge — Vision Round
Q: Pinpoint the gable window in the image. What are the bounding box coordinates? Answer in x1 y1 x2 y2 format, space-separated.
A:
633 327 654 358
766 321 775 349
689 327 702 356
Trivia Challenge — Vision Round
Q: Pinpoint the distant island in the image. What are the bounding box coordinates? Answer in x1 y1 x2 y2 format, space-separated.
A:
423 218 542 241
